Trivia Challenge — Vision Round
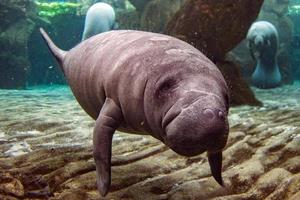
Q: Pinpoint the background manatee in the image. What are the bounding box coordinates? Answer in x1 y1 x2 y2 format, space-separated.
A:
247 21 282 89
82 2 117 41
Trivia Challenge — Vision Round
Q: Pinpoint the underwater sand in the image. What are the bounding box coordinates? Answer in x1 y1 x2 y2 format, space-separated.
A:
0 83 300 199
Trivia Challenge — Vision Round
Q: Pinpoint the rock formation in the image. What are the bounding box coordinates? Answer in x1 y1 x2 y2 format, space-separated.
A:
0 0 36 89
166 0 264 106
166 0 264 61
128 0 152 13
0 0 83 88
140 0 187 33
216 60 262 106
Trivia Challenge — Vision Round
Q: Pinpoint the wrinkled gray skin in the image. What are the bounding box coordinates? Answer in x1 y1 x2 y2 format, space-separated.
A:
40 29 230 197
247 21 281 89
82 2 117 41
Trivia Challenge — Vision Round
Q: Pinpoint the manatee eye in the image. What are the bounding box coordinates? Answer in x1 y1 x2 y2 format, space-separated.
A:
156 77 177 98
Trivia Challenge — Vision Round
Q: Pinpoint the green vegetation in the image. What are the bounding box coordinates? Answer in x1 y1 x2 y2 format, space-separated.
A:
35 1 81 17
288 5 300 15
125 0 136 11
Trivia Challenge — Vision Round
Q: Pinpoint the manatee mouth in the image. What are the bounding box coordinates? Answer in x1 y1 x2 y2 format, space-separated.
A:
168 144 206 157
161 103 181 130
162 97 204 130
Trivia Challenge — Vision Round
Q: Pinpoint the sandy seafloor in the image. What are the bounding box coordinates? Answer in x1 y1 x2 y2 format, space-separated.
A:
0 82 300 200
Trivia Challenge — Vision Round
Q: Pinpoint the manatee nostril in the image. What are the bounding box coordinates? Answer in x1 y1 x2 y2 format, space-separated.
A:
218 110 225 119
203 108 215 119
203 109 225 120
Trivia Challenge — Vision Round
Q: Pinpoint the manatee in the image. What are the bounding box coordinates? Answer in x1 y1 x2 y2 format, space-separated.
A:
82 2 117 41
40 28 230 196
247 21 281 89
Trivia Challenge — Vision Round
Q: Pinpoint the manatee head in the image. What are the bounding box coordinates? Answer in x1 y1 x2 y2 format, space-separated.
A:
247 27 265 58
162 92 229 157
247 21 279 60
151 72 229 185
161 77 228 156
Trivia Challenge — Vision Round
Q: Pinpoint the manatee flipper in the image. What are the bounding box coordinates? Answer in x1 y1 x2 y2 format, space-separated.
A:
93 98 122 196
207 151 223 186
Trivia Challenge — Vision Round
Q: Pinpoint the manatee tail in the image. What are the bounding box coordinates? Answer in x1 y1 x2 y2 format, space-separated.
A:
39 28 67 73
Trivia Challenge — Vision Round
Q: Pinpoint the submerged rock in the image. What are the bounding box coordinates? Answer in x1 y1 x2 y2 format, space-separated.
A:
128 0 152 13
166 0 264 61
216 60 262 106
140 0 187 33
166 0 264 106
0 0 36 89
0 172 24 198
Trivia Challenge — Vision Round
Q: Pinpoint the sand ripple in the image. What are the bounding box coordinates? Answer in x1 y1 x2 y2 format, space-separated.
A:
0 83 300 199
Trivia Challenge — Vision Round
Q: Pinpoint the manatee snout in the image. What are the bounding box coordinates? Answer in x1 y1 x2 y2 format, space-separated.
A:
254 35 264 47
252 35 264 58
165 104 228 156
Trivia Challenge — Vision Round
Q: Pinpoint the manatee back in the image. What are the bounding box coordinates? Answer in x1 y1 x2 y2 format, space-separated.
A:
63 30 226 121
